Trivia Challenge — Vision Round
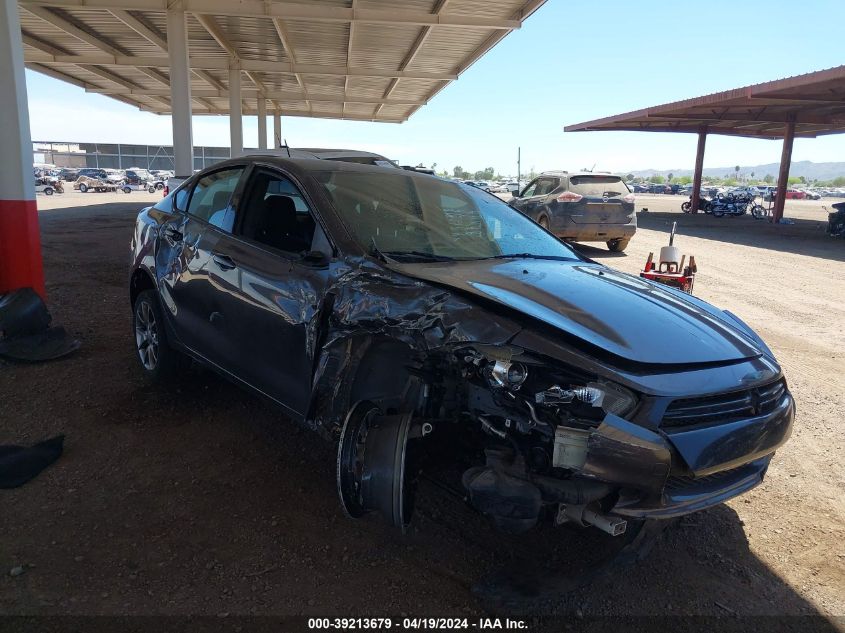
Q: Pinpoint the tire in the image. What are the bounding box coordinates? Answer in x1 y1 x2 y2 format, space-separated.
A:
712 207 725 217
123 187 132 194
155 182 164 190
538 216 551 230
132 290 180 382
79 183 88 193
44 187 54 196
751 205 767 219
681 201 691 213
148 186 156 194
607 237 630 252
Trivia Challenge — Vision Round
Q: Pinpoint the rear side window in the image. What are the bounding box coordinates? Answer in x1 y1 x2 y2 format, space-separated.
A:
568 176 629 198
186 167 245 232
534 177 559 196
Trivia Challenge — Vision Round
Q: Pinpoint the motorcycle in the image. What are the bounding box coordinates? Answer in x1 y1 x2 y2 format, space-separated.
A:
710 193 766 218
681 195 710 213
827 202 845 238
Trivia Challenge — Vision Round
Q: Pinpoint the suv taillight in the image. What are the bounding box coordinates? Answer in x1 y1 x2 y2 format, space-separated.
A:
623 192 635 204
163 185 169 197
556 191 583 203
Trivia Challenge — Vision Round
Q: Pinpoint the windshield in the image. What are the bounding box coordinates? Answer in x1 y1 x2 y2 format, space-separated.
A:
316 170 581 261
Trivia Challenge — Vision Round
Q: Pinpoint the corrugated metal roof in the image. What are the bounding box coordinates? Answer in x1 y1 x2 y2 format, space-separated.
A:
565 66 845 139
19 0 546 122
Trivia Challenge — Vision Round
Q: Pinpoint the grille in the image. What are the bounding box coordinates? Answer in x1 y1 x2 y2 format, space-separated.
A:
664 465 750 492
662 380 786 428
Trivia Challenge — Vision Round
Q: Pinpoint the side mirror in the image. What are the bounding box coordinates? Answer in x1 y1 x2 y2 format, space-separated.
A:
511 190 520 200
303 249 330 265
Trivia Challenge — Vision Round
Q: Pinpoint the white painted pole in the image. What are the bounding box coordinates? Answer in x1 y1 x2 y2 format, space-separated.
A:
0 0 44 297
257 97 267 150
273 112 281 148
166 9 193 178
229 66 243 156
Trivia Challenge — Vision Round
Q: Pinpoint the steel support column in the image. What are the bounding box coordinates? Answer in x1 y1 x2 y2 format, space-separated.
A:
228 67 243 156
690 126 707 215
257 97 267 150
273 112 281 148
0 0 44 297
166 9 193 178
773 119 796 224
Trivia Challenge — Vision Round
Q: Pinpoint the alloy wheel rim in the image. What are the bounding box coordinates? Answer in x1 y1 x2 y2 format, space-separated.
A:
135 301 159 370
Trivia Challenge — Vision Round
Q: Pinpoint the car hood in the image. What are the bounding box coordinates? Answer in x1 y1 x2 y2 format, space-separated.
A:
386 259 761 366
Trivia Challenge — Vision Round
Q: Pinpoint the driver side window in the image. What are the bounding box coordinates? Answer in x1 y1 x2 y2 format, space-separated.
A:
238 170 316 254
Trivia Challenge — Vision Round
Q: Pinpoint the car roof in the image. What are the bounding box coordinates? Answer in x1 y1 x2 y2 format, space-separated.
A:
539 170 623 178
202 155 438 181
243 147 395 163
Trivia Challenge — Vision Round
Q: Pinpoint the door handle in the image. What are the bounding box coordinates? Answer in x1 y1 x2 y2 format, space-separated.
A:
211 253 236 270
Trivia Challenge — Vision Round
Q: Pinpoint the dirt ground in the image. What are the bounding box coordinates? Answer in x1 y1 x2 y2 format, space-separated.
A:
1 190 844 626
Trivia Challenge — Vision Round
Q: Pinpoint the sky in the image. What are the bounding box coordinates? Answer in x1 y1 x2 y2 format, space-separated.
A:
24 0 845 176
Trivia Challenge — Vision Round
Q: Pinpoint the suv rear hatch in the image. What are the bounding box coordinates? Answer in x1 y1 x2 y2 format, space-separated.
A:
567 175 633 224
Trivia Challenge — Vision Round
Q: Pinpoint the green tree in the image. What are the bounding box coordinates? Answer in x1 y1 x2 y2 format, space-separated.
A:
625 173 634 181
648 174 665 184
764 174 774 183
453 165 463 178
787 176 801 185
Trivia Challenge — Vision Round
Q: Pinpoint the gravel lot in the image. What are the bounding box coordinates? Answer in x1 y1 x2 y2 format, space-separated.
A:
1 190 843 625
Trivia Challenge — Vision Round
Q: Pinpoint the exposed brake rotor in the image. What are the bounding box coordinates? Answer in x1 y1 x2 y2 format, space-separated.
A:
336 400 418 530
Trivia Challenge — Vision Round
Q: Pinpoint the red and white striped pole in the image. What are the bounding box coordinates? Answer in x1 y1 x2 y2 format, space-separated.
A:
0 0 45 298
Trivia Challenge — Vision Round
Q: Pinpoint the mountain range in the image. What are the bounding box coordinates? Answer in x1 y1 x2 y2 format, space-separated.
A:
626 160 845 181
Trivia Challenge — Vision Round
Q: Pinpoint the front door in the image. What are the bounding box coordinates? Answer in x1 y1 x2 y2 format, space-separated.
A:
224 166 331 415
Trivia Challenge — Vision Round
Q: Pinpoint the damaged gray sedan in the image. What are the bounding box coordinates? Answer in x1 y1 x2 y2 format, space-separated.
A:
129 156 794 537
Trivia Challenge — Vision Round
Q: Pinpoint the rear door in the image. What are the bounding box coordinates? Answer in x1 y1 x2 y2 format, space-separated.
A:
565 175 633 225
154 165 247 370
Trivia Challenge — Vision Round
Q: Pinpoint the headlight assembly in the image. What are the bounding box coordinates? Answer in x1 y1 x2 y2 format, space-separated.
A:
535 380 637 419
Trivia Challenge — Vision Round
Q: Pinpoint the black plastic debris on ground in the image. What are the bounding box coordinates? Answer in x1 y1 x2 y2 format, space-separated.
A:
0 435 65 488
0 288 80 362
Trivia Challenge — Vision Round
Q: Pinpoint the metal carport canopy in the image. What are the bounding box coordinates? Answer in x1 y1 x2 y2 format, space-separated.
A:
19 0 546 122
2 0 548 302
564 66 845 223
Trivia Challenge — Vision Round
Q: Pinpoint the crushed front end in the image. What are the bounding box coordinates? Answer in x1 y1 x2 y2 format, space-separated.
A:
332 337 796 536
447 344 794 535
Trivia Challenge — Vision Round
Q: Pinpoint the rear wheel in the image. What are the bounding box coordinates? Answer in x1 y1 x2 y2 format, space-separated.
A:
132 290 180 382
607 238 630 252
751 204 767 219
123 186 132 194
79 183 88 193
681 201 691 212
44 187 54 196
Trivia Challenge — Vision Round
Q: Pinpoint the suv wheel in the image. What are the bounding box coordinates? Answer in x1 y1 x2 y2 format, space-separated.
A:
79 183 88 193
133 290 180 381
607 238 630 252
